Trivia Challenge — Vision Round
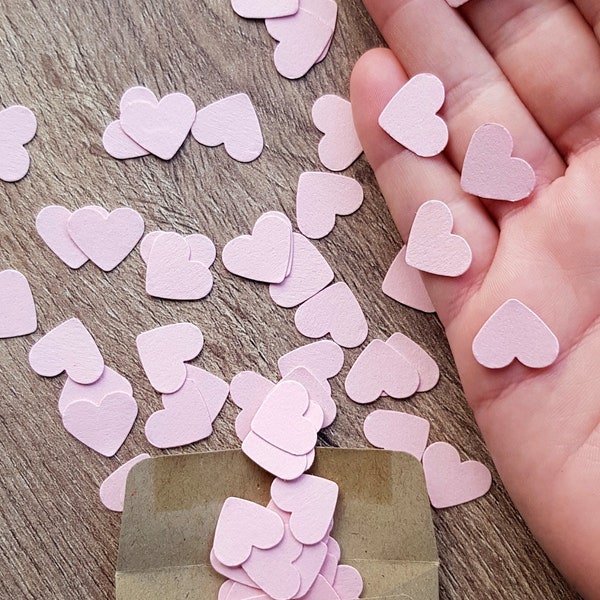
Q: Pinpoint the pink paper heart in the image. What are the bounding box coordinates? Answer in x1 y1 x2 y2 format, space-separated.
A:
219 581 235 600
298 574 339 600
230 371 275 441
292 542 328 598
294 282 368 348
140 231 216 266
120 86 158 111
283 367 336 428
461 123 535 202
386 332 439 392
312 95 362 172
0 270 37 338
472 298 559 369
120 92 196 160
136 323 204 393
378 73 448 158
269 233 333 308
145 378 213 448
62 391 138 456
382 246 435 313
213 497 285 567
405 200 472 277
36 206 89 269
363 410 430 460
67 206 145 271
232 0 299 19
59 366 132 415
278 340 344 387
226 583 269 600
271 474 338 545
99 453 150 512
145 233 213 300
422 442 492 509
211 551 260 589
29 318 104 384
102 120 149 160
223 212 293 283
296 172 363 239
333 565 363 600
251 381 316 455
185 365 229 421
319 550 338 585
192 93 263 163
0 105 37 182
345 339 420 404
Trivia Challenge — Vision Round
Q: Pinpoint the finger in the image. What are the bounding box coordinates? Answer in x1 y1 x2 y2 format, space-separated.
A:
462 0 600 160
362 0 566 223
351 48 499 327
573 0 600 40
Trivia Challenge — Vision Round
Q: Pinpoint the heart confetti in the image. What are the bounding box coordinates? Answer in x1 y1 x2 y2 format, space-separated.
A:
140 231 216 266
278 340 344 390
0 270 37 338
99 453 150 512
102 120 150 160
232 0 299 19
283 367 336 428
386 331 439 392
0 105 37 182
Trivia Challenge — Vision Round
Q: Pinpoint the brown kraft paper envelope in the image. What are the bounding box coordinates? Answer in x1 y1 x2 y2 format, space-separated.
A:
116 448 439 600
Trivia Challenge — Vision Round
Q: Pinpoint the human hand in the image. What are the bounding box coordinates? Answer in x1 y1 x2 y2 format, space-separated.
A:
350 1 600 597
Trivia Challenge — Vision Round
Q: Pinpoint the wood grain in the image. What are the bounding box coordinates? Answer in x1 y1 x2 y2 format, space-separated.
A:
0 1 578 599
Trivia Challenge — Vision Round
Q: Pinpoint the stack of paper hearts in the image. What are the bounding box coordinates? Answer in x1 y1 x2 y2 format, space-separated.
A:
211 474 363 600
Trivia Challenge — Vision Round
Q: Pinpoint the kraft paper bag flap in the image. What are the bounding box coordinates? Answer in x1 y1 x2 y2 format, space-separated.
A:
116 448 439 600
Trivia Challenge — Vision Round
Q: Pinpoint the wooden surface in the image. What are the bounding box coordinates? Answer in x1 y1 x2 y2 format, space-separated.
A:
0 1 578 599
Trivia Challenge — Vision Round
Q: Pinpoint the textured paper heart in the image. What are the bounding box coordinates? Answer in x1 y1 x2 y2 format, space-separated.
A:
231 371 275 441
271 474 338 545
278 340 344 390
363 410 430 460
379 73 448 157
223 212 293 283
140 231 216 266
232 0 298 18
211 551 260 589
312 95 362 171
472 298 559 369
299 574 339 600
283 367 336 428
225 582 269 600
387 332 439 392
382 246 435 313
213 497 285 567
59 366 132 415
99 453 150 511
422 442 492 508
296 172 363 239
145 379 213 448
36 206 89 269
0 105 37 182
192 93 263 163
293 542 328 598
136 323 204 393
185 365 229 422
295 282 368 348
405 200 472 277
29 318 104 384
345 339 420 404
461 123 535 202
67 206 145 271
102 120 149 160
62 391 138 456
120 92 196 160
120 86 157 110
145 233 213 300
333 565 363 600
0 270 37 338
269 233 333 307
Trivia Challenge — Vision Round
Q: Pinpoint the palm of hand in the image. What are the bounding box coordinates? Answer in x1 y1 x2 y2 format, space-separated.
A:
351 1 600 597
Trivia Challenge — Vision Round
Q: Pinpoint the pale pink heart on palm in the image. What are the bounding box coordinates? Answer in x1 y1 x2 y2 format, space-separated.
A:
271 474 338 545
422 442 492 508
382 246 435 313
59 366 132 414
283 367 336 428
67 206 145 271
145 233 213 300
312 95 362 171
378 73 448 158
120 92 196 160
405 200 472 277
333 565 364 600
192 93 263 163
296 172 363 239
145 379 213 448
62 391 138 457
232 0 299 18
185 365 229 421
295 282 368 348
102 120 149 159
472 298 559 369
345 339 419 404
461 123 536 202
136 323 203 393
99 453 150 511
222 212 293 283
269 233 333 308
213 497 285 567
211 551 260 589
36 206 89 269
363 410 430 460
387 331 439 392
29 318 104 384
292 542 328 598
0 270 37 338
140 231 216 266
278 340 344 386
0 105 37 182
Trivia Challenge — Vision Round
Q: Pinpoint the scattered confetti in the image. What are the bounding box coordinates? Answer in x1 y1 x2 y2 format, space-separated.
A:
231 0 299 19
0 105 37 182
99 454 151 512
386 331 439 392
0 270 37 338
278 340 344 390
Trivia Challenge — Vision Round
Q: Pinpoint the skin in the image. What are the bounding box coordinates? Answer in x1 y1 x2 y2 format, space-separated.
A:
350 1 600 598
